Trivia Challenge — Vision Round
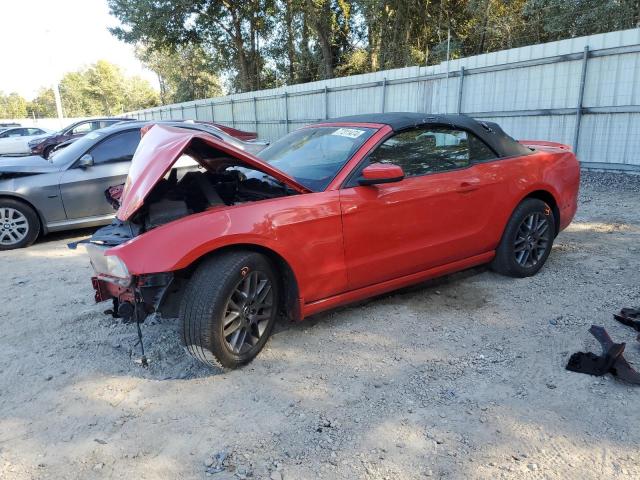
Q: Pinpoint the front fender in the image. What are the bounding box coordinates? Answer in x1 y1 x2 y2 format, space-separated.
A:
108 192 348 304
109 207 294 273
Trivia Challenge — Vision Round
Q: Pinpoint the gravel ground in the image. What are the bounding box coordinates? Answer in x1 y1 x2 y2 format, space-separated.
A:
0 171 639 480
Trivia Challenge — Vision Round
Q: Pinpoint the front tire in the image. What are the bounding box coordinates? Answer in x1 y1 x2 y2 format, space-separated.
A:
491 198 555 278
179 251 280 369
0 199 40 250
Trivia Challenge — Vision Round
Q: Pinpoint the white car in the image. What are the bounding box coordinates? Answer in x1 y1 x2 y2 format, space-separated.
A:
0 127 53 155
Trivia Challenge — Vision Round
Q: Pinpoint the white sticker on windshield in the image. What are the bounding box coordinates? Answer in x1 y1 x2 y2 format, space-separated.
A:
331 128 365 139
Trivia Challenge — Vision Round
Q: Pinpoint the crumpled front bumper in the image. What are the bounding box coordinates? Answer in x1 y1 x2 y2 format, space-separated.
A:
91 272 174 320
92 277 134 303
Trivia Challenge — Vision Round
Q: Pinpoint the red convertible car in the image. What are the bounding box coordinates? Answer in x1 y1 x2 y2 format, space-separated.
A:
85 113 579 369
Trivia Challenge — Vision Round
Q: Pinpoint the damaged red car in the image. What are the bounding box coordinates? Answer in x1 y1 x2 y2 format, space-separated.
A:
84 113 580 369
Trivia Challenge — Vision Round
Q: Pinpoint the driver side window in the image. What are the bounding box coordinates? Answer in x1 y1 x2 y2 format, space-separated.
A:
369 127 476 177
87 130 141 165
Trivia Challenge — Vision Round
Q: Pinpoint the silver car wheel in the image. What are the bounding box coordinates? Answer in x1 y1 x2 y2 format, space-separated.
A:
0 208 29 246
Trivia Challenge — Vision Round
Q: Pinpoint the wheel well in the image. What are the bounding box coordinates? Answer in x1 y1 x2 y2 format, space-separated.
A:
523 190 560 236
174 244 302 322
0 195 44 233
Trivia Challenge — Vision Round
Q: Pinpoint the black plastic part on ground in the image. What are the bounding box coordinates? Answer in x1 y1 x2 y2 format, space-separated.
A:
566 325 640 385
613 307 640 333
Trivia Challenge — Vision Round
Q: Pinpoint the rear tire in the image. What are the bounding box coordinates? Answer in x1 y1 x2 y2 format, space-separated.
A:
0 198 40 250
179 251 280 369
491 198 555 278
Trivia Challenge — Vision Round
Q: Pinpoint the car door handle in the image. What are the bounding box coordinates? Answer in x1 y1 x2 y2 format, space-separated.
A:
456 181 481 193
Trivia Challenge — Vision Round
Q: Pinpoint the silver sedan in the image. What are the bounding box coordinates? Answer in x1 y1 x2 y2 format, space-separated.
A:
0 121 268 249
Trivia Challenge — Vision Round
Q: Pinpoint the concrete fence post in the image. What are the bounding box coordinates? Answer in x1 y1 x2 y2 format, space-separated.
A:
457 67 465 114
573 46 590 155
253 97 258 133
381 78 387 113
324 86 329 119
284 91 289 133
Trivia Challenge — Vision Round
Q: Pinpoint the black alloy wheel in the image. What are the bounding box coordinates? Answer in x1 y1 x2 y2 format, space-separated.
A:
180 251 280 369
513 211 551 268
491 198 556 278
222 270 274 354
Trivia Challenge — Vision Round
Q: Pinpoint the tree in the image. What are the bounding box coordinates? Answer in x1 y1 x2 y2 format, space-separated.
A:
27 88 57 118
109 0 276 92
0 92 28 119
58 60 159 116
84 60 128 115
523 0 639 43
125 75 162 110
108 0 640 95
136 44 223 104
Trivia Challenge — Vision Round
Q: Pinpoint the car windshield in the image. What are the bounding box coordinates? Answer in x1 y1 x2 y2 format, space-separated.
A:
49 131 106 165
256 126 375 191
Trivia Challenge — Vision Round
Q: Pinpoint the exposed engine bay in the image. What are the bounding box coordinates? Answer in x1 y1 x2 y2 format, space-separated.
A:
93 144 298 247
133 165 294 229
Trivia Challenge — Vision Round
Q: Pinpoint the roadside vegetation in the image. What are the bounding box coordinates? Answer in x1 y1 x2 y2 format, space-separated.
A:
109 0 640 92
0 60 158 118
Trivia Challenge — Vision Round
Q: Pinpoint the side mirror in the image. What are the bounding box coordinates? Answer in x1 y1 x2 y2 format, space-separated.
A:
358 163 405 186
78 154 94 169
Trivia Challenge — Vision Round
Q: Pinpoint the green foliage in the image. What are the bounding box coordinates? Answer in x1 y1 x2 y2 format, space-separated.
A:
109 0 276 92
334 48 370 76
0 92 28 119
28 88 57 118
136 44 223 104
59 60 160 116
1 60 159 119
109 0 640 94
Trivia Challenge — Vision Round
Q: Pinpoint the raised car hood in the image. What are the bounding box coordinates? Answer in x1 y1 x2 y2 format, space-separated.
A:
117 124 311 221
0 155 59 175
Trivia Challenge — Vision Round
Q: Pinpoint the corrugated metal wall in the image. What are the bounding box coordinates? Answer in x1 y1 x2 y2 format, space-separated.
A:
128 28 640 171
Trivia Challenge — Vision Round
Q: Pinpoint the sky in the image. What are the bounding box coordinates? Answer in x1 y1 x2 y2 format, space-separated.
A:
0 0 158 100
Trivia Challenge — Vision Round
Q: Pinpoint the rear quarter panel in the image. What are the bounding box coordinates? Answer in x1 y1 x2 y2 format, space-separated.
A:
475 147 579 249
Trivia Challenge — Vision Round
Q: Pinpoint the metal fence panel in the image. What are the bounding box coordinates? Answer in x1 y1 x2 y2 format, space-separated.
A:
124 28 640 171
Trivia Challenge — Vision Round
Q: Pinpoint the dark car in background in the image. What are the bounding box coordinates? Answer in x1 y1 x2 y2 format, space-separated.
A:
0 120 268 250
29 117 134 158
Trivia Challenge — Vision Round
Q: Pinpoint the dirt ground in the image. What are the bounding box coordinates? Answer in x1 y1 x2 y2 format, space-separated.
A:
1 171 639 480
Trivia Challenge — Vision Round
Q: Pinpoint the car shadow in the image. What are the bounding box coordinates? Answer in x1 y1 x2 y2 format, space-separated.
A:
274 265 490 335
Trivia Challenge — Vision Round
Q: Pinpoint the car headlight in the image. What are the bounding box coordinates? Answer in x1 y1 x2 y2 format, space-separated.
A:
28 139 44 147
105 254 130 280
85 243 131 286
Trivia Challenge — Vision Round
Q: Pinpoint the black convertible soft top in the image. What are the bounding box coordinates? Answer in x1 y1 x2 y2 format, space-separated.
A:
325 112 532 158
